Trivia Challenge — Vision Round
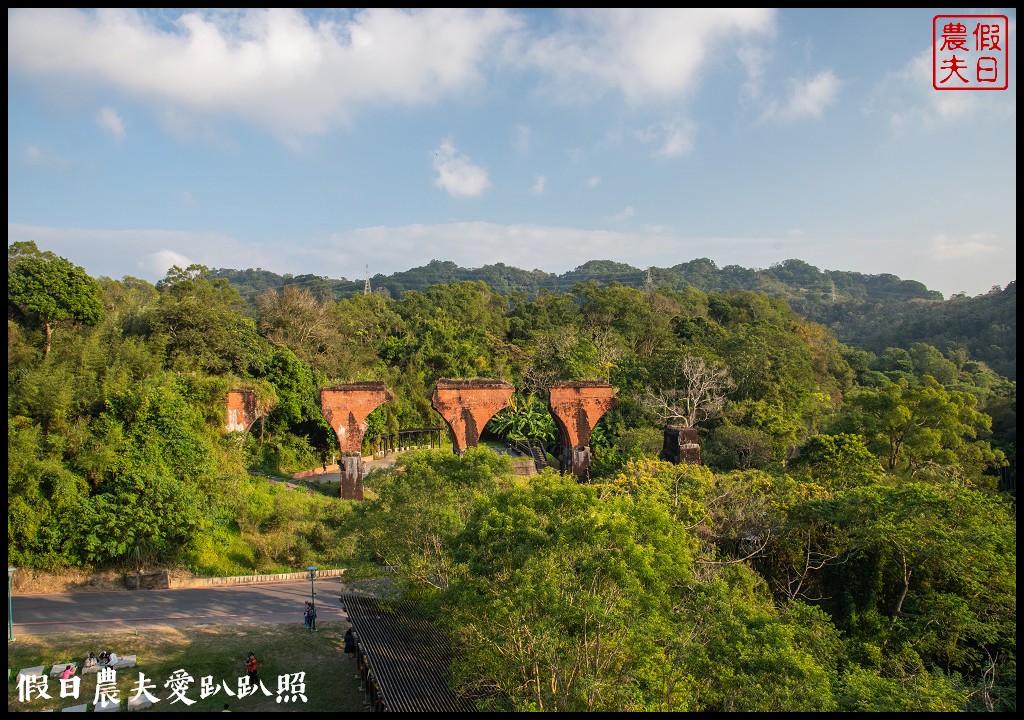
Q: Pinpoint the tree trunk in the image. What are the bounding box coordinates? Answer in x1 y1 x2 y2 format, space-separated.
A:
893 550 911 615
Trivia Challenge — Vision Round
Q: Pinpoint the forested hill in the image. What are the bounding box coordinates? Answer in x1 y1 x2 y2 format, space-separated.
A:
9 240 1017 710
212 257 944 302
212 258 1016 380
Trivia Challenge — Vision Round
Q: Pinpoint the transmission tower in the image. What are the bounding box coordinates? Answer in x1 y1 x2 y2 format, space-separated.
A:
364 264 371 295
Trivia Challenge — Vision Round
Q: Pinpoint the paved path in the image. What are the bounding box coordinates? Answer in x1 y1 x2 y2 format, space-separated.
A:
10 577 351 636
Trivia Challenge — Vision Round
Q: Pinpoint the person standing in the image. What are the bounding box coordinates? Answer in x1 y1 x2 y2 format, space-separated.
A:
303 601 312 629
245 652 259 687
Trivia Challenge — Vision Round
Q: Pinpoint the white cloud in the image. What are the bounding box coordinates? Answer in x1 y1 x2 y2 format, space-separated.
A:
148 249 193 276
7 9 779 148
637 115 697 158
928 232 1000 260
97 106 126 140
737 43 770 100
7 8 521 142
761 69 839 122
609 206 636 221
431 139 490 197
531 175 546 194
181 191 196 207
585 176 601 188
869 48 1016 129
520 9 775 105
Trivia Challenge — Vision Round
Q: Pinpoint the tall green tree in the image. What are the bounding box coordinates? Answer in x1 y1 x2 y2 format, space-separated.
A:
789 433 884 490
444 473 694 711
827 480 1015 709
8 241 104 357
143 264 270 375
357 448 516 591
839 376 1005 481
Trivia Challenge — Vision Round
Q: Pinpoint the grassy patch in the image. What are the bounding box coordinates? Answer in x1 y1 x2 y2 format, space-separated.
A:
7 621 366 713
295 478 342 498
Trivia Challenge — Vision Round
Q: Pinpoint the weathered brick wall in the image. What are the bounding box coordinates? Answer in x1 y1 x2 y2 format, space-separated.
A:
661 425 702 465
548 381 618 449
321 383 393 499
225 389 258 433
431 379 514 454
548 381 618 480
321 383 393 453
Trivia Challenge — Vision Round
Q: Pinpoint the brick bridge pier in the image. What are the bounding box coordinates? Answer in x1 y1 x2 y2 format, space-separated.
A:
548 381 618 481
321 383 393 499
225 389 261 434
431 379 514 454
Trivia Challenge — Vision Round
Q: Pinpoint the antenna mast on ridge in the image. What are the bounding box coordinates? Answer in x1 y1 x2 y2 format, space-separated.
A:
364 264 371 295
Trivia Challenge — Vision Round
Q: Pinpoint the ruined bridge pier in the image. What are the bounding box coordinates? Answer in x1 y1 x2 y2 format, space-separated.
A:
225 389 260 434
548 381 618 482
228 378 628 493
431 379 514 454
321 383 393 500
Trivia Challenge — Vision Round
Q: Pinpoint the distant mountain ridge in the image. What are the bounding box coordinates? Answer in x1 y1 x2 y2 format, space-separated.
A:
211 258 1015 380
212 257 944 303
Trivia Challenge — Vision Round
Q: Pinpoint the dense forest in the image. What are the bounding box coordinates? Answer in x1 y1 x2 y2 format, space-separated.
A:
8 241 1016 711
212 257 1017 380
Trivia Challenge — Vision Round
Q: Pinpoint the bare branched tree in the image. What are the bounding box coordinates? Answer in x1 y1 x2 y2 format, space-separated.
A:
776 527 846 602
256 285 339 370
640 354 735 427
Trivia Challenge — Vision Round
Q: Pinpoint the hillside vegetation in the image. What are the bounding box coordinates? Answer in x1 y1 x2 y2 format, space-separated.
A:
212 258 1016 380
8 241 1016 711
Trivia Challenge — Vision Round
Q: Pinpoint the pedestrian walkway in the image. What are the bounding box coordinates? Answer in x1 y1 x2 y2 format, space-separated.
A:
290 452 404 484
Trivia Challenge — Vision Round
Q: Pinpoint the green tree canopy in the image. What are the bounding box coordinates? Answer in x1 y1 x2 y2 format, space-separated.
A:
8 241 104 356
839 376 1006 482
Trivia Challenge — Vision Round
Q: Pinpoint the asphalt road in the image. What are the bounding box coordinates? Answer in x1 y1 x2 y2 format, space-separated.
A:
9 577 350 636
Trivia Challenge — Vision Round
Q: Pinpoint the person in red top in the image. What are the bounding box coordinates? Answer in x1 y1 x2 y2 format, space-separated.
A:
60 665 76 680
245 652 259 686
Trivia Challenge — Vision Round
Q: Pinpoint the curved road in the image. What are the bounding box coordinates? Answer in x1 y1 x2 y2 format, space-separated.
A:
9 577 351 636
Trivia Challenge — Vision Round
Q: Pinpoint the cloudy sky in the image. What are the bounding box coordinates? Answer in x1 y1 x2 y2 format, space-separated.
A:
8 8 1017 298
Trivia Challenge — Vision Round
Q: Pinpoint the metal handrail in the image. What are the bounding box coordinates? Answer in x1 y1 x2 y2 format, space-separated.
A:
511 439 549 471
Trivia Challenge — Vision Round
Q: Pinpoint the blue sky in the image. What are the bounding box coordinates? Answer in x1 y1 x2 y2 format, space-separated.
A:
7 8 1017 298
